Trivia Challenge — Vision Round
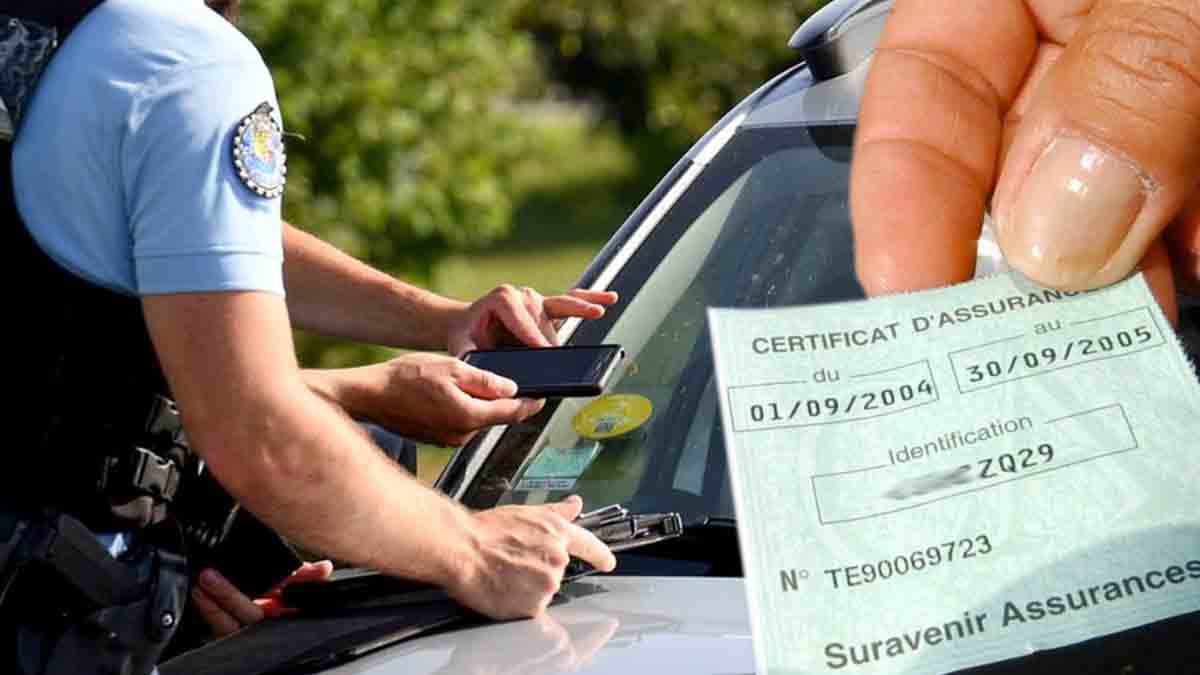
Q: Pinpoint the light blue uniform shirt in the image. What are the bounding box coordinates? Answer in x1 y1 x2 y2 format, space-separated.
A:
14 0 285 297
12 1 286 595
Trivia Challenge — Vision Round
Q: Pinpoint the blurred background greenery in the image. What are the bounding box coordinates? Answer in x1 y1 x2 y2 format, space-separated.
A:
240 0 831 478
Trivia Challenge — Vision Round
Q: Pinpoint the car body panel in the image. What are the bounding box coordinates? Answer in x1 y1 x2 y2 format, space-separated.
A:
320 577 753 675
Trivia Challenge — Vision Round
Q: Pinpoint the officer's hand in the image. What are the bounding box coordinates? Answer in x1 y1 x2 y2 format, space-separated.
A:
312 352 545 447
447 286 618 357
191 561 334 638
444 495 617 620
851 0 1200 320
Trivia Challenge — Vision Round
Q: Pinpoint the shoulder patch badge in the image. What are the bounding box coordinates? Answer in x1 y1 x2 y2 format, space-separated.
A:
232 102 286 198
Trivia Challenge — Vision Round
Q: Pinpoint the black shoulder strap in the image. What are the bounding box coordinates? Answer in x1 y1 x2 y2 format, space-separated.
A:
1 0 183 529
0 0 105 38
0 0 106 133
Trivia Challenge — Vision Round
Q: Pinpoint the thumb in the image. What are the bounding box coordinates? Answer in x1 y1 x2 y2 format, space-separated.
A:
991 0 1200 291
454 362 518 400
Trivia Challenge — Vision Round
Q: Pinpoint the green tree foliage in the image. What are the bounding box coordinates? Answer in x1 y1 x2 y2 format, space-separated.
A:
513 1 828 146
239 1 829 368
240 1 542 280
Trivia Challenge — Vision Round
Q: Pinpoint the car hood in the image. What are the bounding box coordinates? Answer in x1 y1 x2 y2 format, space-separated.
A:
321 576 754 675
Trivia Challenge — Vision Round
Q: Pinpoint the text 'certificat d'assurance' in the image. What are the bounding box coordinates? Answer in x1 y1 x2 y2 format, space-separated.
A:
709 272 1200 675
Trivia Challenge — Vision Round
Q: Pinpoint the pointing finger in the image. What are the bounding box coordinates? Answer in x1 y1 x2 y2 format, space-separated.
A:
198 569 265 627
544 295 607 321
852 0 1038 295
568 289 619 306
563 523 617 573
192 586 243 637
496 290 554 348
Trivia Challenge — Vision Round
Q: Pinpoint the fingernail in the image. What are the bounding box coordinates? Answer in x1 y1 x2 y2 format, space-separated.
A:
495 376 518 397
200 570 221 589
1004 138 1148 288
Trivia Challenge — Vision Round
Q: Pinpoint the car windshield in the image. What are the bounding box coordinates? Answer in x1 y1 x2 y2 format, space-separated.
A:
461 123 861 534
459 120 1200 581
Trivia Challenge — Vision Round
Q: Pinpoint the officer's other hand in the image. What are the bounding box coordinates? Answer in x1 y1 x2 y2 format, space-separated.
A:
850 0 1200 321
321 352 544 447
191 560 334 638
445 495 617 620
447 286 618 357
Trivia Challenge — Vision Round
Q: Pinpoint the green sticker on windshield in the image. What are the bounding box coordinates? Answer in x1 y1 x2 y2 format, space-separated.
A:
515 443 601 491
709 272 1200 675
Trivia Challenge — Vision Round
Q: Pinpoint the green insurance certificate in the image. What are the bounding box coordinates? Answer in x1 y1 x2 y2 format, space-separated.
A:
708 272 1200 675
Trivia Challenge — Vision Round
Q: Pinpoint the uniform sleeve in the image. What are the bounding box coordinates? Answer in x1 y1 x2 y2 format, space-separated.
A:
123 54 285 296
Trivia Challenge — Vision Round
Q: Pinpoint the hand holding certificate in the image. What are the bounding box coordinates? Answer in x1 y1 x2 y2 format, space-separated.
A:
708 272 1200 675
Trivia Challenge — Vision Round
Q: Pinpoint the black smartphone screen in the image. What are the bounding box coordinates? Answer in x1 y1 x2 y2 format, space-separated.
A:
199 509 302 599
462 345 624 398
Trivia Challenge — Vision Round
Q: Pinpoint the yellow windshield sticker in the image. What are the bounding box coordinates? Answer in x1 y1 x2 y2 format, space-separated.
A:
573 394 653 440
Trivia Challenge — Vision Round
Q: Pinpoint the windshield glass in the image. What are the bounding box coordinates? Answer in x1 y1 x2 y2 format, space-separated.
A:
460 119 1200 550
462 124 861 526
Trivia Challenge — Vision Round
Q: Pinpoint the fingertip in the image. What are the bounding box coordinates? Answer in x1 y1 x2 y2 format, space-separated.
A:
573 526 616 572
553 495 584 520
289 559 335 583
569 288 619 305
199 569 224 590
497 374 519 398
519 398 546 418
469 368 516 398
192 585 210 605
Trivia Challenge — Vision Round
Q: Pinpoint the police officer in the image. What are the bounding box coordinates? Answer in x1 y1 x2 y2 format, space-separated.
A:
4 0 615 672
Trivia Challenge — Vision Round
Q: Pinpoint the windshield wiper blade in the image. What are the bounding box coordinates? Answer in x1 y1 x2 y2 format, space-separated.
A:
565 510 684 579
602 513 685 552
689 515 736 529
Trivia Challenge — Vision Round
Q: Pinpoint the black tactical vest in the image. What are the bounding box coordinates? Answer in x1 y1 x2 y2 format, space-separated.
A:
2 1 178 528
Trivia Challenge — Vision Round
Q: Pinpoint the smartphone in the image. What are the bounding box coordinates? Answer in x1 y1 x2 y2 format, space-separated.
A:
196 509 302 599
461 344 625 398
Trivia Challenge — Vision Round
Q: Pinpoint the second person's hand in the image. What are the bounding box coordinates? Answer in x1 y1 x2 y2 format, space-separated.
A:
192 560 335 638
851 0 1200 321
447 286 618 358
303 353 544 447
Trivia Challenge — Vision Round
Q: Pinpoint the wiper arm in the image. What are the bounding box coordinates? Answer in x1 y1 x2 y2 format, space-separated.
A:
574 504 685 552
565 507 684 578
596 512 685 552
593 514 741 577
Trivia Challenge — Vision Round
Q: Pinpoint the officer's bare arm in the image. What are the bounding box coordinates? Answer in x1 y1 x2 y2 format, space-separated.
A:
281 223 616 355
142 290 614 619
282 223 464 350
